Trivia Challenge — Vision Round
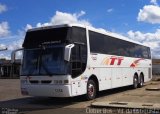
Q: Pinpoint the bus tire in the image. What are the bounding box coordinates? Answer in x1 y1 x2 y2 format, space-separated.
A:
86 80 97 100
138 74 144 88
133 75 138 89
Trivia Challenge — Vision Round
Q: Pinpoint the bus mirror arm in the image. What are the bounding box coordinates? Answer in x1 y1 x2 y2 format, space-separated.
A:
11 48 23 63
64 44 75 61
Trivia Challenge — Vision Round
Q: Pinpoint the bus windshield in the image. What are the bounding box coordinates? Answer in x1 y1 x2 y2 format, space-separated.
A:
21 45 69 76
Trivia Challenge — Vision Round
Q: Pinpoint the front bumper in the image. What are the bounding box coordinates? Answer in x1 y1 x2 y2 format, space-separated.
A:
21 84 72 97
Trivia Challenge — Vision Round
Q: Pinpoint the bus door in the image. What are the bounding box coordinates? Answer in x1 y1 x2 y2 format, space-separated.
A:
71 43 87 96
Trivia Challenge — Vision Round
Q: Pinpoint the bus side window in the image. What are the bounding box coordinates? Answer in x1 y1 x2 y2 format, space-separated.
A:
71 45 82 77
70 27 87 78
71 44 87 78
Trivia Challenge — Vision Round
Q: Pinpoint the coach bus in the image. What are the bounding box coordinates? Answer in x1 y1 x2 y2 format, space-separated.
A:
12 24 152 100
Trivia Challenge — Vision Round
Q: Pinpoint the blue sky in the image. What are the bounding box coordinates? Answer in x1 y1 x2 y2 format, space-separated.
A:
0 0 160 59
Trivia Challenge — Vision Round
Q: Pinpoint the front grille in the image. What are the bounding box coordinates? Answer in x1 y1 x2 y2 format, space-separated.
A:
29 80 52 84
29 80 39 84
41 80 52 84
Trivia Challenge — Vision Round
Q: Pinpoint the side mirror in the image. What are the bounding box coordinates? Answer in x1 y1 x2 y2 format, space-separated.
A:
11 48 23 63
64 44 75 61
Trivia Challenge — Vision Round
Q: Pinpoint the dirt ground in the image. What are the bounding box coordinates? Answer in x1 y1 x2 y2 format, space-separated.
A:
0 76 160 114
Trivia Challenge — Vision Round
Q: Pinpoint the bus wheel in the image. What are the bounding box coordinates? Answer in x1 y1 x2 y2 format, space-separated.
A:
86 80 97 100
133 75 138 89
138 74 144 88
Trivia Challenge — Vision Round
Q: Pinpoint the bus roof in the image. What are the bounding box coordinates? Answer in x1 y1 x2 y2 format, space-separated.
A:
27 23 149 48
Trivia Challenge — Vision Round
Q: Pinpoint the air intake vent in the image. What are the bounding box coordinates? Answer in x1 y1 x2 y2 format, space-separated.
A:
29 80 39 84
41 80 52 84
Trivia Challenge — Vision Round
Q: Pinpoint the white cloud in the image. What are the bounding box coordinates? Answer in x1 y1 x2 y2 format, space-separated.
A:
0 38 23 59
8 39 23 51
25 10 117 35
0 3 7 14
137 5 160 24
0 30 25 59
128 29 160 42
36 22 51 28
0 22 10 37
25 10 92 31
25 24 33 31
135 0 160 58
107 8 113 13
0 44 6 49
0 53 10 60
150 0 158 5
127 29 160 58
50 11 91 26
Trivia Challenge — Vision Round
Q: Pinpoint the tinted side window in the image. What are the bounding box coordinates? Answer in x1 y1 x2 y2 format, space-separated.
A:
147 47 151 59
71 27 87 44
89 31 132 56
89 31 151 59
89 32 104 53
71 27 87 78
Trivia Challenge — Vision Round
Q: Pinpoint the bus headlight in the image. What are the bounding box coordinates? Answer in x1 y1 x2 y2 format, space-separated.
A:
54 80 69 84
64 80 69 84
54 80 63 84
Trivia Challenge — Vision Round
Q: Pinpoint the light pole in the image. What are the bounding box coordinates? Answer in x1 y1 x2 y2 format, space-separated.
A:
0 47 8 78
0 48 7 78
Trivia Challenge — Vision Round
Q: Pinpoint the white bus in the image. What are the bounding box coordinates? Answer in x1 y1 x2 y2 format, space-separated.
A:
12 24 152 100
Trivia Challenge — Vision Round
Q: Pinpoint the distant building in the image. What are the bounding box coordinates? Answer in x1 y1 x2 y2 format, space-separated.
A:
152 59 160 75
0 59 21 78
